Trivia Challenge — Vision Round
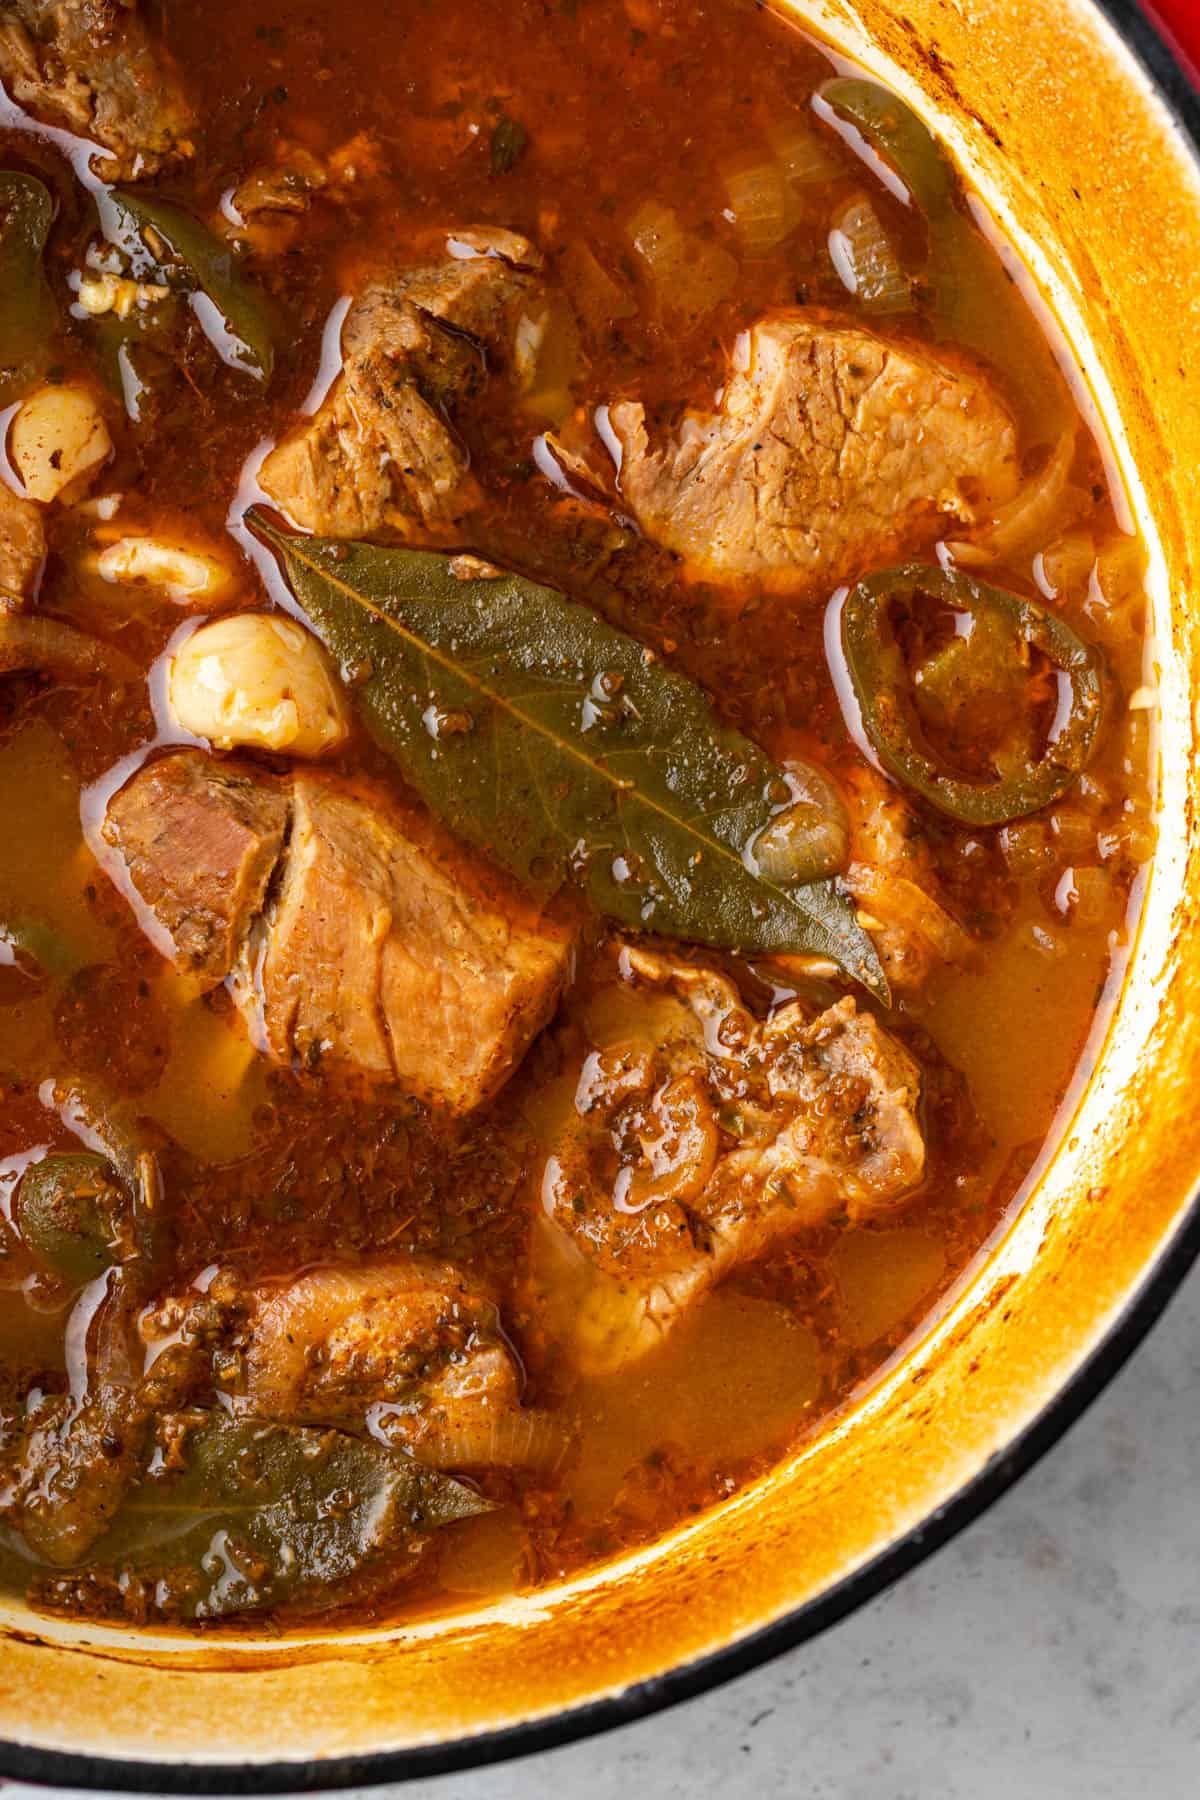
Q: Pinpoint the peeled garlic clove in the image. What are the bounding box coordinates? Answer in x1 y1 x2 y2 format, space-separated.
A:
168 613 349 757
95 536 237 605
74 272 169 320
10 384 112 505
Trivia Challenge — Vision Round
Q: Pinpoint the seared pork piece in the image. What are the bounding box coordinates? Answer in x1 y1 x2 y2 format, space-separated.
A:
102 750 571 1110
6 1384 149 1565
253 774 569 1105
241 1262 518 1432
103 752 290 984
232 1260 559 1468
0 482 45 605
2 1265 158 1565
5 1253 555 1569
259 229 542 539
0 0 194 180
543 948 924 1373
840 762 971 990
608 312 1020 596
134 1256 564 1472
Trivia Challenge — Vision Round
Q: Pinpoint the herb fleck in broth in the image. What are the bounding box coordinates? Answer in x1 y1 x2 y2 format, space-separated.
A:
0 0 1152 1627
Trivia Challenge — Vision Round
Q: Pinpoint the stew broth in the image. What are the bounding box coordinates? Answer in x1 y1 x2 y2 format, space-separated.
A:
0 0 1153 1626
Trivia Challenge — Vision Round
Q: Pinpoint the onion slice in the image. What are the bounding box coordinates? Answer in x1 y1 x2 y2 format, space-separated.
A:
720 154 799 256
948 429 1078 568
828 195 912 315
626 200 738 320
408 1409 571 1475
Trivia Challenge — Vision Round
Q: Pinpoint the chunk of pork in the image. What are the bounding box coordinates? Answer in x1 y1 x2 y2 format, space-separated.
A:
102 751 571 1111
0 0 194 180
608 311 1020 596
542 948 924 1372
259 229 542 540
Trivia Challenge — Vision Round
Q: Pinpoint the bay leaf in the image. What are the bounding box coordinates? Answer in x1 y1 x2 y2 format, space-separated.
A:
251 518 887 998
0 171 56 404
93 1419 491 1619
98 188 276 381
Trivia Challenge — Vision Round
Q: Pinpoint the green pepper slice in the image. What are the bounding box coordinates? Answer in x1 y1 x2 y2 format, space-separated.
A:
838 564 1106 825
98 187 277 382
0 171 57 405
819 77 955 217
816 79 1064 426
14 1152 122 1285
51 1077 170 1276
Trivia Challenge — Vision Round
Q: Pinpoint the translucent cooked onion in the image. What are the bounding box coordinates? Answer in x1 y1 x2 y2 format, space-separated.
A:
843 861 972 962
752 801 846 883
412 1409 570 1474
750 758 850 883
626 199 738 319
828 195 912 315
767 116 842 188
557 238 636 334
513 293 581 424
627 199 684 269
720 153 800 257
949 429 1078 567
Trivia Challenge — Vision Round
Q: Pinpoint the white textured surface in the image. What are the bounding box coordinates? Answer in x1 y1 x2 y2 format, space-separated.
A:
17 1261 1200 1799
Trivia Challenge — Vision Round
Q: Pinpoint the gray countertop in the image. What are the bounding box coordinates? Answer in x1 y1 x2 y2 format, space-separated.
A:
18 1259 1200 1799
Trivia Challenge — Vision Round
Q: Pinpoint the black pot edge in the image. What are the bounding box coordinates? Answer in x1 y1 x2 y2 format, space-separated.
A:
3 1 1198 1790
1099 0 1200 136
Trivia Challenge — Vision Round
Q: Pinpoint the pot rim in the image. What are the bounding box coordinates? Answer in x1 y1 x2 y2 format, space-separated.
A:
3 1 1198 1790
